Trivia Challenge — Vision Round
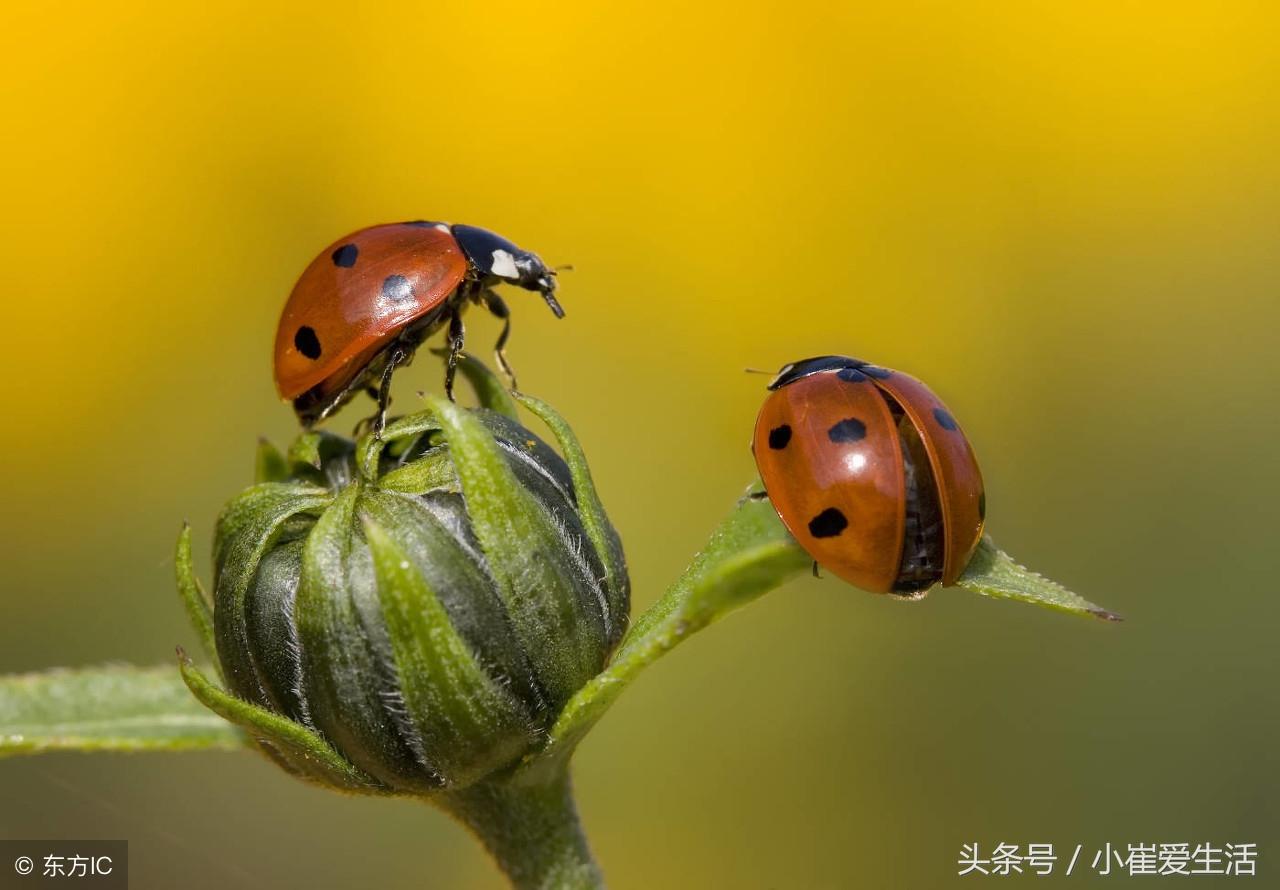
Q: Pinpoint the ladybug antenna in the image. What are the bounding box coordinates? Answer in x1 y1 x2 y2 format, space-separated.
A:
744 367 774 375
551 263 574 274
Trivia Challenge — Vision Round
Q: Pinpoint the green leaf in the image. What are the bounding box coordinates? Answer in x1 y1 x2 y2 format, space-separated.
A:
0 664 243 757
956 536 1122 622
525 483 1119 775
528 488 810 770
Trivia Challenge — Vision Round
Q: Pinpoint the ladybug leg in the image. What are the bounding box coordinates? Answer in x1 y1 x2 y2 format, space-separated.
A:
443 308 466 401
483 288 518 390
349 387 381 438
371 344 410 439
812 561 822 579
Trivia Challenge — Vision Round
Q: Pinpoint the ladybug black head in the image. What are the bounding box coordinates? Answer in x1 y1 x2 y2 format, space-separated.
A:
452 224 565 318
768 356 867 390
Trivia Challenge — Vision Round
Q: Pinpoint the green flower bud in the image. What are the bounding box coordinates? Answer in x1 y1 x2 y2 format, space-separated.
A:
176 381 629 797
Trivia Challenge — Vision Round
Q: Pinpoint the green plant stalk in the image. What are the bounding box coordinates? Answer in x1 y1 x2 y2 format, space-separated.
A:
440 766 602 890
527 487 811 775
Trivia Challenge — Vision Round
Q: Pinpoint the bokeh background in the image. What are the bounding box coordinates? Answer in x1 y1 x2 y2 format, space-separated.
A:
2 2 1277 887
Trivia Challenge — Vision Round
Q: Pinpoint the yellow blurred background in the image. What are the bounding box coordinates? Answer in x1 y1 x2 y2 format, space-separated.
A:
2 1 1277 886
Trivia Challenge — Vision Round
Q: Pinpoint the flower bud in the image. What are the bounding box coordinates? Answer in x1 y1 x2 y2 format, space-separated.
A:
177 387 629 797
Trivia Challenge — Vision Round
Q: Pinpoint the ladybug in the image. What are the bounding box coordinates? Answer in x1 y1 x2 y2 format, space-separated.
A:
752 356 985 595
273 221 565 432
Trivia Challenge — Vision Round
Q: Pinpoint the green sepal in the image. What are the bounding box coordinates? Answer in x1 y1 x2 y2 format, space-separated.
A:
359 488 546 717
285 430 356 487
364 514 536 788
377 454 459 495
294 485 441 792
956 536 1122 621
212 483 331 707
177 651 384 794
287 431 326 469
174 524 218 671
255 438 289 483
355 412 446 484
438 349 521 420
426 395 609 706
366 412 457 494
516 392 629 646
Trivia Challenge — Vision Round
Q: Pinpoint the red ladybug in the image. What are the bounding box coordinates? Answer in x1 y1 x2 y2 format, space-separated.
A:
752 356 985 594
273 221 564 431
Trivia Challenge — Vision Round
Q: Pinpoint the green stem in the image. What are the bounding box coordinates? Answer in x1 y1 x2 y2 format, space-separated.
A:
439 768 604 890
529 489 810 770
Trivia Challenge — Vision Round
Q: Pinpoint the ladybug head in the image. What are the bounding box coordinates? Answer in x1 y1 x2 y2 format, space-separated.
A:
452 224 565 318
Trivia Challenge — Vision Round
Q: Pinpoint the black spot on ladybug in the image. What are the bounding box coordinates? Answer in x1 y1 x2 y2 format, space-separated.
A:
294 326 322 360
837 367 868 383
978 491 987 520
827 418 867 443
768 424 792 449
808 508 848 538
403 220 436 227
933 407 958 430
331 243 358 268
860 365 892 379
383 274 414 301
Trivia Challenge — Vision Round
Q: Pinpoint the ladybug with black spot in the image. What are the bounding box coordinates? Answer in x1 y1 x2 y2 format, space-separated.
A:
752 356 985 595
273 221 565 433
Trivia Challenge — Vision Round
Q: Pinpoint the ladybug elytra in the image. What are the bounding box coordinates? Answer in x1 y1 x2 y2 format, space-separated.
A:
752 356 985 594
273 221 564 432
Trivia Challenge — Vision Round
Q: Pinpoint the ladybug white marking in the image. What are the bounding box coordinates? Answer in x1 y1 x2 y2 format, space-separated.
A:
490 248 519 279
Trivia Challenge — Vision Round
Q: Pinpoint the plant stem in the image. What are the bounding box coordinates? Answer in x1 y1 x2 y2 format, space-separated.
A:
533 490 810 766
440 767 604 890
